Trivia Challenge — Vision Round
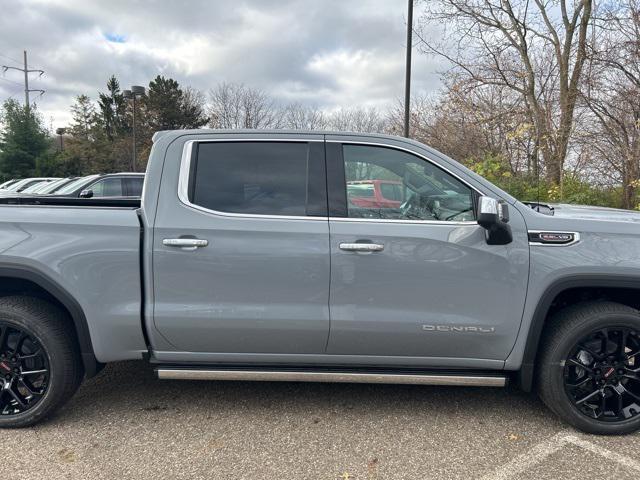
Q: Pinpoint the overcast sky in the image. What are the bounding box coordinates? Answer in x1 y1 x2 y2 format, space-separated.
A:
0 0 443 128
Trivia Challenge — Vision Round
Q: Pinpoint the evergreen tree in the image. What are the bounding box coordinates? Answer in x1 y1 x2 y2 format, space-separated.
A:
98 75 128 141
180 87 209 128
0 99 49 179
144 75 208 130
64 94 117 174
69 94 98 140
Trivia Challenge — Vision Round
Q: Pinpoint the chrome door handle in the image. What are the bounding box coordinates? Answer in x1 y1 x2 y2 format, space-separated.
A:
339 242 384 253
163 238 209 250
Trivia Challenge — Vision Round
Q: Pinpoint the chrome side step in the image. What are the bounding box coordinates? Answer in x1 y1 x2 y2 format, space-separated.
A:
156 369 507 387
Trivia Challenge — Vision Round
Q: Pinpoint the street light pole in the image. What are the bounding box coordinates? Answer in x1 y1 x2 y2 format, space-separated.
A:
124 85 145 172
403 0 414 138
132 94 137 172
55 127 66 151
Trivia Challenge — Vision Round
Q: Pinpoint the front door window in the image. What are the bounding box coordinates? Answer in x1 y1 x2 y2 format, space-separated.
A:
343 144 475 222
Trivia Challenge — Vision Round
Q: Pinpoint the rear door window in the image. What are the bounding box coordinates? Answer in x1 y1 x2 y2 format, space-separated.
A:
188 141 326 217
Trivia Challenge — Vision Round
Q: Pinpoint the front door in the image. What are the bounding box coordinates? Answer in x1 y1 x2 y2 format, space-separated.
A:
325 138 529 361
152 136 331 354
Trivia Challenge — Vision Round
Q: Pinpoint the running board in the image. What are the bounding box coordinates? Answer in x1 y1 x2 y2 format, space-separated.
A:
155 368 507 387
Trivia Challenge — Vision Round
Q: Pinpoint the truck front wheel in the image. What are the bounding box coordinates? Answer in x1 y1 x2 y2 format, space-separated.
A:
0 296 83 428
537 301 640 435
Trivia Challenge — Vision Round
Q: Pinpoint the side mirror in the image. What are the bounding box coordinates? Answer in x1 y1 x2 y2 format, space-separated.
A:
477 196 513 245
79 189 94 199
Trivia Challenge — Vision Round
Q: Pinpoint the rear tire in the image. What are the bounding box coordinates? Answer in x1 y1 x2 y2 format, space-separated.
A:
0 296 83 428
537 301 640 435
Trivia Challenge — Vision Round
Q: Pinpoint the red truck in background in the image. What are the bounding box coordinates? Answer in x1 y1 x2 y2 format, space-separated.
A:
347 180 403 209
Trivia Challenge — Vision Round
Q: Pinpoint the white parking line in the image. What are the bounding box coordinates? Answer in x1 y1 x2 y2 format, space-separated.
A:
564 435 640 473
479 431 570 480
480 430 640 480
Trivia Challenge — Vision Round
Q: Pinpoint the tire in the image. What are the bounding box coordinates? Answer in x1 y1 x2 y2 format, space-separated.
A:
0 296 83 428
537 301 640 435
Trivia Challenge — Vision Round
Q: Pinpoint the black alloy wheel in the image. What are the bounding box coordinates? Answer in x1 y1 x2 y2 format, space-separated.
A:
0 322 50 416
538 301 640 435
0 296 83 428
564 327 640 421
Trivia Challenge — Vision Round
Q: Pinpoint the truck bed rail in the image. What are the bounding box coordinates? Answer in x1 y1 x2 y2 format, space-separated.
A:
0 196 141 208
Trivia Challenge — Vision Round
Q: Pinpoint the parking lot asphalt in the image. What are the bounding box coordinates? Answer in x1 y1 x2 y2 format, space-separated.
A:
2 361 639 479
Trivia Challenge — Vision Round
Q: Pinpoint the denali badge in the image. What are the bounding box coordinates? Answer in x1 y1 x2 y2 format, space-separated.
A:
422 325 495 333
528 231 579 245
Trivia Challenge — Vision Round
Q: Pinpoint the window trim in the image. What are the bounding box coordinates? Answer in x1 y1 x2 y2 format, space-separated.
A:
328 140 483 226
177 138 327 221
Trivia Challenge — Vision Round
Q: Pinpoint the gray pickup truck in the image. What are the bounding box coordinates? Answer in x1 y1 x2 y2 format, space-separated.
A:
1 130 639 435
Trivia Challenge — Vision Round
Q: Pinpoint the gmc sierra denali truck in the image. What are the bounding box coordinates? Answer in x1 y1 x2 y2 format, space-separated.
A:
0 130 639 435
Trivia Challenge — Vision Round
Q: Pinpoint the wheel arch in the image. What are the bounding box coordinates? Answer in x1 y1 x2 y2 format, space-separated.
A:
0 264 101 378
519 274 640 392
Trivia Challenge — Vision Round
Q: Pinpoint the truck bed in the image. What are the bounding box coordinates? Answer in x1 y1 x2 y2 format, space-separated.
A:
0 202 147 362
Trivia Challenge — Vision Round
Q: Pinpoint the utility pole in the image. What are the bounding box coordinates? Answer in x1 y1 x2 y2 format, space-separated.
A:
23 50 29 107
1 50 45 110
403 0 414 138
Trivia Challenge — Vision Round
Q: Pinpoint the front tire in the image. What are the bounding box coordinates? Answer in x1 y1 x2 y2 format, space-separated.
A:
0 296 83 428
538 301 640 435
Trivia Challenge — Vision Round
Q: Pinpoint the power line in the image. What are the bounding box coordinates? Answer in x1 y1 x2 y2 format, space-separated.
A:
0 52 21 65
0 77 23 102
1 50 45 109
0 76 23 87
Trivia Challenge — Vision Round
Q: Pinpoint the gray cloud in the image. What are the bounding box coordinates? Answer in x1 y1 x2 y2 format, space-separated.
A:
0 0 444 128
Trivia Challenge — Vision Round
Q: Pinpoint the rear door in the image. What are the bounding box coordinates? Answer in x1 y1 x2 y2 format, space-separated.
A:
325 137 529 362
151 135 331 354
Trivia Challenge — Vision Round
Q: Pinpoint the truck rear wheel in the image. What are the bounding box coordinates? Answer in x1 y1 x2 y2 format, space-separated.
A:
537 301 640 435
0 296 83 428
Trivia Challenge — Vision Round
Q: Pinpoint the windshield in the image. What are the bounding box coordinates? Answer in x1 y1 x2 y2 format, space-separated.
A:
55 175 100 194
21 181 49 193
5 180 28 191
37 178 71 194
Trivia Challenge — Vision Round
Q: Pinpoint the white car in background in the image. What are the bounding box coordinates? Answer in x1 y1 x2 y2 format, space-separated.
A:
0 179 19 189
0 177 59 194
22 177 77 194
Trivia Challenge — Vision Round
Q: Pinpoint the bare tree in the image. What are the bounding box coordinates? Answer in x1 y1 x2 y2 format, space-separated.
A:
386 84 536 177
386 94 435 141
208 83 283 129
325 107 388 133
579 0 640 208
281 103 326 130
208 83 391 134
417 0 594 184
